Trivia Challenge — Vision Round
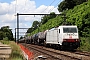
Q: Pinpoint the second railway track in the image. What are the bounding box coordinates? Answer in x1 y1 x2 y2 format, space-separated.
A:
21 43 90 60
72 50 90 56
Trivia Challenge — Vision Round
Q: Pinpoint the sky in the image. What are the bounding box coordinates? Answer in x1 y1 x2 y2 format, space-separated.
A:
0 0 63 38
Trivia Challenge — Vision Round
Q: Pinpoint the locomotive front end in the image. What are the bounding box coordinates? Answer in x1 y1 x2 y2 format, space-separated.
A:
62 26 80 49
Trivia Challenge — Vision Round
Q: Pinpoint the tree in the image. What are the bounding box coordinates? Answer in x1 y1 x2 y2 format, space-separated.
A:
58 1 68 12
20 36 23 39
49 12 56 19
0 26 14 40
0 31 5 40
41 12 56 24
32 21 39 30
58 0 87 12
26 28 34 33
74 0 87 5
41 15 48 24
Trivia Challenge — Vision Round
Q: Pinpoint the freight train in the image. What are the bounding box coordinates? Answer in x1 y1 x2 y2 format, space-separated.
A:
18 25 80 50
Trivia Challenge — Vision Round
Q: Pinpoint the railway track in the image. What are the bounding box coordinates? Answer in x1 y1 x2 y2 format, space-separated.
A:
72 50 90 56
27 45 80 60
21 43 90 60
27 44 90 58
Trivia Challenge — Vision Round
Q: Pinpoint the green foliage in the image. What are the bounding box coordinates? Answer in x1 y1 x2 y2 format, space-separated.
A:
27 21 40 33
41 12 56 24
74 0 87 5
30 16 63 35
0 31 5 40
58 1 67 12
41 15 48 24
58 0 87 12
0 26 14 40
64 1 90 51
80 37 90 51
19 36 23 39
32 21 39 29
49 12 56 18
3 37 9 41
50 2 88 51
66 2 90 37
26 28 34 33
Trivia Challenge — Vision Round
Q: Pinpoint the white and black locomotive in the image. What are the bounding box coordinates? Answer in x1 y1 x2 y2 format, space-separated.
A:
18 25 80 50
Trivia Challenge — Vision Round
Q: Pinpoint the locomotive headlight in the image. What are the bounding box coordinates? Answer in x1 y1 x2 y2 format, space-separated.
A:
76 39 79 41
76 39 78 41
63 39 66 41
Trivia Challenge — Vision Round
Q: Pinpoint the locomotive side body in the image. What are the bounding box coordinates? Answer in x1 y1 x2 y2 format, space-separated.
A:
46 28 59 44
46 26 80 49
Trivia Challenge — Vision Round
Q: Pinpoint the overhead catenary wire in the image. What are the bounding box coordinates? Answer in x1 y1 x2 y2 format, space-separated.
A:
48 0 62 13
41 0 56 13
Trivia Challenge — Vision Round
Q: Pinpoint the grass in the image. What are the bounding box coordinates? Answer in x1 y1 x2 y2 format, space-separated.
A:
0 40 24 60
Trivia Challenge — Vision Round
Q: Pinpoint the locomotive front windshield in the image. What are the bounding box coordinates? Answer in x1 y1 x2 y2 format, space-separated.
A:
63 27 77 33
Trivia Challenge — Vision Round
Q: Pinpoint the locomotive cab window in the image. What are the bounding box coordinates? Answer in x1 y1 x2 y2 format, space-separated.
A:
59 29 60 33
63 27 77 33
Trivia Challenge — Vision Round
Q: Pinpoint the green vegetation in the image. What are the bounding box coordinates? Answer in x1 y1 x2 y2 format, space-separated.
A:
27 1 90 51
26 21 40 33
66 2 90 37
41 12 56 24
58 0 87 12
0 26 14 40
80 37 90 51
65 2 90 51
0 40 24 60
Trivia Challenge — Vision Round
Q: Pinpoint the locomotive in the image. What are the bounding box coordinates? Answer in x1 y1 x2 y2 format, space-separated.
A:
19 25 80 50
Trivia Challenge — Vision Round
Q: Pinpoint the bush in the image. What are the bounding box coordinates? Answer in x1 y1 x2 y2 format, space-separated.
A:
80 37 90 51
